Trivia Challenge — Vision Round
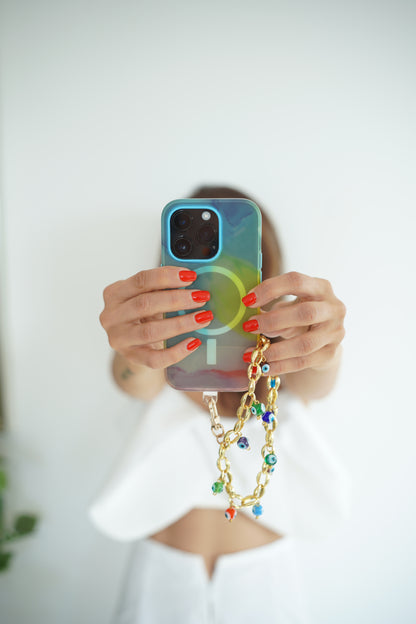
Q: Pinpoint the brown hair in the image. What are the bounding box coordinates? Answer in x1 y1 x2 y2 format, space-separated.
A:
188 185 283 279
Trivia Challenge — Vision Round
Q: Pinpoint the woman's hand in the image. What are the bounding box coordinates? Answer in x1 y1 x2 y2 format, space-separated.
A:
242 271 346 377
99 266 213 369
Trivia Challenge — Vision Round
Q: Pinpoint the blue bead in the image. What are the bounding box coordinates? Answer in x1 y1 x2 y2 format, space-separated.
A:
270 379 276 388
237 436 249 449
262 363 270 374
262 411 275 423
253 504 263 517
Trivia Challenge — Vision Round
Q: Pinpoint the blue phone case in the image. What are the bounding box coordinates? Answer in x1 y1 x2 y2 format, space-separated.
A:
161 198 262 391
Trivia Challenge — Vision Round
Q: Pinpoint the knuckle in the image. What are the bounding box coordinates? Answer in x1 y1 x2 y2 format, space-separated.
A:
298 302 316 324
326 343 338 359
99 309 108 329
135 293 151 316
138 322 154 344
321 278 332 292
299 334 314 356
295 355 308 370
287 271 305 290
102 283 117 304
134 270 147 292
339 301 347 319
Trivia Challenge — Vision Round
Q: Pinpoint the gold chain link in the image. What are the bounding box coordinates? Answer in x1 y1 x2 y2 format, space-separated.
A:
206 334 281 522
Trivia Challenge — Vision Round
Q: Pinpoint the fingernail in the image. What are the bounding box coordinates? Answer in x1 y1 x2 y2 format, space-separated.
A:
195 310 214 324
243 351 253 363
243 319 259 333
242 292 257 307
191 290 210 302
187 338 202 351
179 270 197 282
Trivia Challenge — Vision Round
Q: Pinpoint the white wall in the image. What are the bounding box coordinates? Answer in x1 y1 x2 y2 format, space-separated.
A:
0 0 415 622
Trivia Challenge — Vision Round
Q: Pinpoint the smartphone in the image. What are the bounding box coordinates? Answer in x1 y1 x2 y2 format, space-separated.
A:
161 198 262 392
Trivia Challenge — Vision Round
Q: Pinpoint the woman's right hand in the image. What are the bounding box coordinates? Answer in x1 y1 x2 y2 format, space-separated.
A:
99 266 213 369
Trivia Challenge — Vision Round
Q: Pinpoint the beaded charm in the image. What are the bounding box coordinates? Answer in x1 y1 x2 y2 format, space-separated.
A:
261 363 270 374
265 453 277 466
225 507 237 522
262 411 275 424
237 436 250 450
250 401 265 418
252 503 263 518
212 480 224 494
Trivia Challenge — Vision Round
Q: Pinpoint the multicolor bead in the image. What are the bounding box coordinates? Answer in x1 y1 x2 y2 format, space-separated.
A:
262 411 275 424
212 480 224 495
225 507 237 522
237 436 250 450
252 503 263 518
261 363 270 374
265 453 277 466
250 401 265 417
267 465 276 474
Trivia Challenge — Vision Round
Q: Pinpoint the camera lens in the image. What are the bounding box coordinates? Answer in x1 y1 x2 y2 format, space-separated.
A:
173 210 191 230
173 237 192 258
197 225 215 244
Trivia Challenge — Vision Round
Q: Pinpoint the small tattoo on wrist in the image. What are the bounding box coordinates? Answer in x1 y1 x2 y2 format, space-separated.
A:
121 367 134 380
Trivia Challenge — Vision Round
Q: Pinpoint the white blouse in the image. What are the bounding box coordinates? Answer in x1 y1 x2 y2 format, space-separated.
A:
89 385 350 541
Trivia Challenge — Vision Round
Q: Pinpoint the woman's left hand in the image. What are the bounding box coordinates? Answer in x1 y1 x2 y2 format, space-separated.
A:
242 271 346 376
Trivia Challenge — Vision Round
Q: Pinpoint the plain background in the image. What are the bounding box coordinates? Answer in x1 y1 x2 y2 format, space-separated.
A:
0 0 415 622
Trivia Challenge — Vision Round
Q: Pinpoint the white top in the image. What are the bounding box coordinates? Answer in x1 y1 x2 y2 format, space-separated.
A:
89 385 351 541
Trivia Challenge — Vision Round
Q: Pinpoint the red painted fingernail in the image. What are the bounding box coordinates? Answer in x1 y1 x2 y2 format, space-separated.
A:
242 292 257 306
195 310 214 324
187 338 202 351
179 270 197 282
191 290 210 302
243 351 253 363
243 319 259 333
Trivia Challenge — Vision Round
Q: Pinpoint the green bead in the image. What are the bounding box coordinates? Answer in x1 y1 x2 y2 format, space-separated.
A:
265 453 277 466
250 401 265 417
212 481 224 494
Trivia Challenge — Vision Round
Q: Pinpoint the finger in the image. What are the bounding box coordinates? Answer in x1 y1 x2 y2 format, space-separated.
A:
123 337 203 370
242 300 333 337
103 266 197 305
242 272 333 308
266 344 339 376
113 289 210 324
265 323 342 362
108 309 214 350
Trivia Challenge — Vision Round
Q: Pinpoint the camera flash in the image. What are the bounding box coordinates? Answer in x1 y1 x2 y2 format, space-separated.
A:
201 211 211 221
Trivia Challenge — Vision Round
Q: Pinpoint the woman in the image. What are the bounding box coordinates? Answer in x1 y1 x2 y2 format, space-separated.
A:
92 186 348 623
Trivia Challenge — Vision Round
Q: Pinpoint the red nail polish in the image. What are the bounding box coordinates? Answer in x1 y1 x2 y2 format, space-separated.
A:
195 310 214 324
191 290 210 302
179 270 197 282
187 338 202 351
243 319 259 333
242 292 257 307
243 351 253 363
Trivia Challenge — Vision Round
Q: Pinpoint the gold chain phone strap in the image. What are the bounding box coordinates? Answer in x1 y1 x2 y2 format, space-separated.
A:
203 334 280 522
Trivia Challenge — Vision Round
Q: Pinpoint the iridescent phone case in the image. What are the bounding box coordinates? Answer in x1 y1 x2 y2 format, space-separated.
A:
161 198 262 391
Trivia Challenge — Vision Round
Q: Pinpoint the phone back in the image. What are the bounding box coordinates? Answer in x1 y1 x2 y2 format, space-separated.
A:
161 198 262 391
